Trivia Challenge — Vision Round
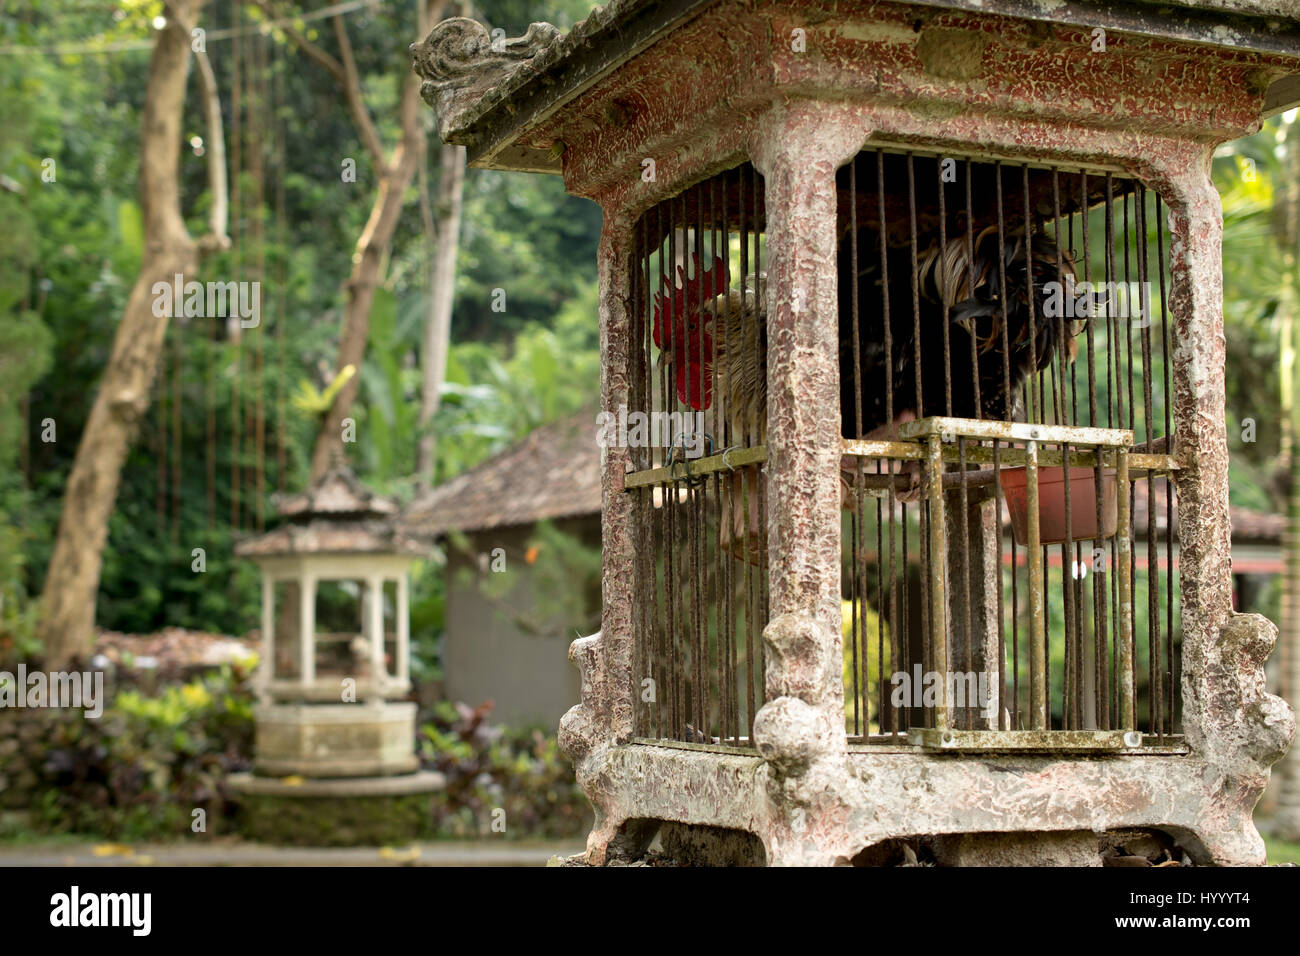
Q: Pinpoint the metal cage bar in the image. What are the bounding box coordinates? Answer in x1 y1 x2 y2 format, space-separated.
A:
624 148 1179 753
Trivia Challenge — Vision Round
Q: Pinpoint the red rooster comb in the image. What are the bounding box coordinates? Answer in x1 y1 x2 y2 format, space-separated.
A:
653 254 729 410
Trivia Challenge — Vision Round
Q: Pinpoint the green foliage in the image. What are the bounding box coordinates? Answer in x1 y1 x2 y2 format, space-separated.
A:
841 599 890 733
432 278 600 484
407 557 446 683
17 664 256 840
455 169 602 341
479 0 600 31
0 50 56 658
354 287 422 490
1 0 605 661
525 520 602 634
1214 115 1297 513
0 661 589 842
0 308 53 641
418 700 590 839
292 363 356 415
1010 560 1182 731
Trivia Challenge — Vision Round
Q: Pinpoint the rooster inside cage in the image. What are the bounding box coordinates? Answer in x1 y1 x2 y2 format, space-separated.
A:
629 151 1177 748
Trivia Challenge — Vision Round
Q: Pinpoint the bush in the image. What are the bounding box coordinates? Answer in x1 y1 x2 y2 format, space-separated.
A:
10 662 256 841
419 701 591 840
1 670 590 843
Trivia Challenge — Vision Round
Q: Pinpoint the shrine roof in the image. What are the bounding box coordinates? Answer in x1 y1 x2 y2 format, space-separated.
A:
411 0 1300 175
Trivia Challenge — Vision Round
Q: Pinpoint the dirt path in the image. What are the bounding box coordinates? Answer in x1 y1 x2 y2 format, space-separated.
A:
0 839 584 867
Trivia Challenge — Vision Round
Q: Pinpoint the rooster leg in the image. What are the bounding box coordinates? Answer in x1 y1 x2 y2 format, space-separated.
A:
840 472 856 513
896 461 924 504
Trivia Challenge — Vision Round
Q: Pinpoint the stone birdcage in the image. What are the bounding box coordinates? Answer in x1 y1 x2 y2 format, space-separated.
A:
412 0 1299 865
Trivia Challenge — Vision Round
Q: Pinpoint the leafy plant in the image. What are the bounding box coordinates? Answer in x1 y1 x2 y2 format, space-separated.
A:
418 700 589 839
19 664 256 840
292 363 357 415
842 599 890 733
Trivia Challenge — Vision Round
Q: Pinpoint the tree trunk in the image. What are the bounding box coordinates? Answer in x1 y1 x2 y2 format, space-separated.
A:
36 3 210 665
302 0 446 481
307 79 424 480
417 142 465 486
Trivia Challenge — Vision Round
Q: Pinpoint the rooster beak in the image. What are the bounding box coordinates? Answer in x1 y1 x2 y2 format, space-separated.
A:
656 349 671 371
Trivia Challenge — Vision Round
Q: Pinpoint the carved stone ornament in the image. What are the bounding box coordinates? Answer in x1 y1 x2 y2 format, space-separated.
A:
410 17 561 141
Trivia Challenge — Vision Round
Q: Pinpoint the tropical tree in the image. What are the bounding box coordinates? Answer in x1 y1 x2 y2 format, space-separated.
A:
3 0 602 654
253 0 450 480
36 0 229 664
417 139 465 487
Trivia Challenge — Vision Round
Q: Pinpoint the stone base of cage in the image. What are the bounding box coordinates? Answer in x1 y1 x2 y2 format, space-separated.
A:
552 821 1186 866
905 727 1174 751
559 610 1291 866
559 737 1259 866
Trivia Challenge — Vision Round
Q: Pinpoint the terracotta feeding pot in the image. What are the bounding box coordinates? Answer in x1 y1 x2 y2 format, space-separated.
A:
999 466 1117 547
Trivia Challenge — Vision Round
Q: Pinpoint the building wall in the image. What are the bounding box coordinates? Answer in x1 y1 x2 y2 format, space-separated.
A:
442 519 598 728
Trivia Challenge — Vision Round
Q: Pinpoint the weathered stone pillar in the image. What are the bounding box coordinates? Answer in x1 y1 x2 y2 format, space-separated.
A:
747 103 863 865
367 575 384 701
299 573 317 685
558 214 637 863
595 217 637 746
1148 147 1294 863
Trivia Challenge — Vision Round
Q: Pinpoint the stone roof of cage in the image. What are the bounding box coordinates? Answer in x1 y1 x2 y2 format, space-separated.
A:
411 0 1300 175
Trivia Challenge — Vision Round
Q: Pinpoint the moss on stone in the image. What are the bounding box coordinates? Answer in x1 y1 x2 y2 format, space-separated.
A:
237 792 435 846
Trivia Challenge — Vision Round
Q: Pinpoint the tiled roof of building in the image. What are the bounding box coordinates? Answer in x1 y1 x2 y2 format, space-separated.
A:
401 410 603 536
